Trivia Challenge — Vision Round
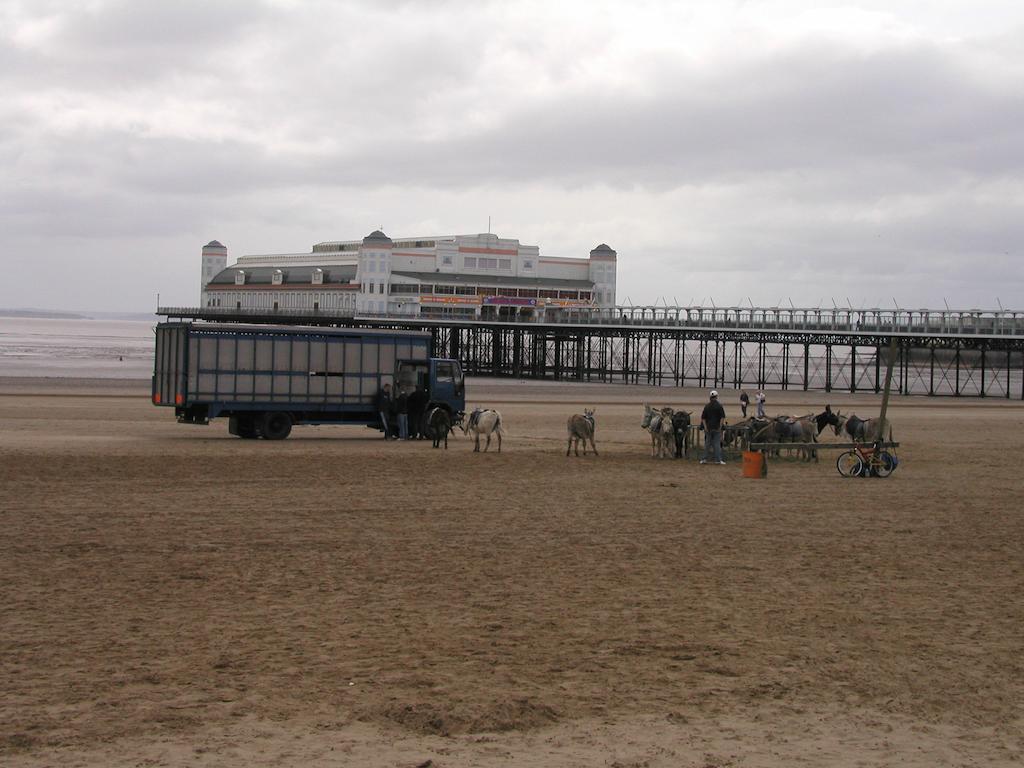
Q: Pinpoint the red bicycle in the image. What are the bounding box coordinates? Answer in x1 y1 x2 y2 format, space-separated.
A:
836 442 898 478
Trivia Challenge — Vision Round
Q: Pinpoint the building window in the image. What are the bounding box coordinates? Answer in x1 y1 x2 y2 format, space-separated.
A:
234 271 246 285
312 268 324 285
272 270 284 286
368 261 377 272
464 257 477 268
442 254 453 265
455 285 476 296
369 282 375 294
479 257 497 269
523 260 533 270
499 259 511 270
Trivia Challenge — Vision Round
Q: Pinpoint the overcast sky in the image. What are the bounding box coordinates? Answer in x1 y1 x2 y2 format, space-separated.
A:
2 0 1022 312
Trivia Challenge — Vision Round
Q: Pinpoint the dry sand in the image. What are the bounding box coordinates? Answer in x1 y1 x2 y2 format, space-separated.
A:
1 378 1023 766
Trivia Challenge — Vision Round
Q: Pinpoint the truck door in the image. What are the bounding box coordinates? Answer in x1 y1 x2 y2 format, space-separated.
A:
430 359 465 412
396 360 428 394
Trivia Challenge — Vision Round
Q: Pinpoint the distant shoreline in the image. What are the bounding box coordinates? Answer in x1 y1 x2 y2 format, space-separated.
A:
0 309 156 321
1 309 91 320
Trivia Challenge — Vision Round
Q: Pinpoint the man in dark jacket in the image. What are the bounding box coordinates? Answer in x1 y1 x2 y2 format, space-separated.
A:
407 384 428 439
375 383 394 439
700 390 726 465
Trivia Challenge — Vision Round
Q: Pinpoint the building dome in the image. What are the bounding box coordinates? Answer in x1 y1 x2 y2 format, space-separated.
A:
362 229 393 246
590 243 616 258
205 240 225 249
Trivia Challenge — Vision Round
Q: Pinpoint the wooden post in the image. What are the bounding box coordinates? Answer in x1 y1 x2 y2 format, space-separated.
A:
878 337 897 439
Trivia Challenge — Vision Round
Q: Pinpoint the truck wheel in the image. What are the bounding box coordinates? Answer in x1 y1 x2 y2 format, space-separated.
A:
260 412 292 440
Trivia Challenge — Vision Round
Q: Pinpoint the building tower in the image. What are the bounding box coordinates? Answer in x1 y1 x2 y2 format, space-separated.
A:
200 240 228 307
588 244 617 308
355 230 393 314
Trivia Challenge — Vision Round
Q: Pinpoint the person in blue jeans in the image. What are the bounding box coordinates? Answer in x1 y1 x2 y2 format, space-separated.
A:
396 388 409 439
700 390 726 465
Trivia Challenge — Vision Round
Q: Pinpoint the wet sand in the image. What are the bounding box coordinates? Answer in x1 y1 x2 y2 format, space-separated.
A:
1 379 1022 766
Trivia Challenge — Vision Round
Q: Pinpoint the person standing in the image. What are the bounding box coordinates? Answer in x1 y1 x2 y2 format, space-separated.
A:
396 387 410 440
375 382 394 439
700 390 726 465
408 383 428 439
739 390 750 418
756 391 766 418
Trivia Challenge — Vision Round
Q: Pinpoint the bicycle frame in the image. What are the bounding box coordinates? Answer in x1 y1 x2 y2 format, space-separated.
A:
837 442 898 478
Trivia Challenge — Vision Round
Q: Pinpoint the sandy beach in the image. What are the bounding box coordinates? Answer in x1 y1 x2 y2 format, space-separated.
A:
2 377 1022 766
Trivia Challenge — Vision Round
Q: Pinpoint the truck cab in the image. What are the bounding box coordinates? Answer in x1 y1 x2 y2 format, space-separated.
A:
153 322 460 440
396 358 465 420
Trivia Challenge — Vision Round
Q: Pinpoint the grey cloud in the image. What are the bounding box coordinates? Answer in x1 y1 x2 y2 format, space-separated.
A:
62 0 269 50
3 2 1024 310
326 43 1024 190
1 0 277 89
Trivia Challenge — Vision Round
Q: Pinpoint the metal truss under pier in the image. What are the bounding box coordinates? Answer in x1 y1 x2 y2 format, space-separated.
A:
445 325 1024 399
158 308 1024 399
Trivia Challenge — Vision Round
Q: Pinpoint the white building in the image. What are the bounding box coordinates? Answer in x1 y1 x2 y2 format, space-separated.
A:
203 231 617 320
199 240 228 308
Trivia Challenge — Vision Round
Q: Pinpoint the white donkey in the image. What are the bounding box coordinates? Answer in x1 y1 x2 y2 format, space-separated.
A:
463 408 504 452
566 409 598 457
641 403 675 458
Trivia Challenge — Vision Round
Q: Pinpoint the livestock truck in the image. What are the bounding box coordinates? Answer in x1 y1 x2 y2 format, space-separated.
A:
152 321 465 439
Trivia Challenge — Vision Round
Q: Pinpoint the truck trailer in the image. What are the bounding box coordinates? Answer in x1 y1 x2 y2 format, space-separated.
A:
152 321 465 439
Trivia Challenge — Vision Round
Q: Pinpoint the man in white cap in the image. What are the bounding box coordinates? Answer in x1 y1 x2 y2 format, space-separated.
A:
756 391 766 418
700 390 727 465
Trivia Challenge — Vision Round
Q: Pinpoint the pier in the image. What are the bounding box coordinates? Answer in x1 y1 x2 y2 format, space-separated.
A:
158 305 1024 399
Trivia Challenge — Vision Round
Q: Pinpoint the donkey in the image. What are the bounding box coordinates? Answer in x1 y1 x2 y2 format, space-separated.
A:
566 409 598 456
774 414 819 461
424 406 454 449
814 405 843 437
464 408 504 452
671 410 691 458
748 417 782 457
723 417 758 452
836 413 893 443
640 403 674 458
657 407 676 458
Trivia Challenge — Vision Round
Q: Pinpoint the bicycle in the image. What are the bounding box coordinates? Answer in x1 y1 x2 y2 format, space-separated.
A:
836 442 898 478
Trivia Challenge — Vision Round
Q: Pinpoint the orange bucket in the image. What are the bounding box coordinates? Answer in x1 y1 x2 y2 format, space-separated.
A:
742 450 767 478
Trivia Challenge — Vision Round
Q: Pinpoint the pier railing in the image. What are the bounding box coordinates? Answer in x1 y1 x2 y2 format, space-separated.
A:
159 305 1024 338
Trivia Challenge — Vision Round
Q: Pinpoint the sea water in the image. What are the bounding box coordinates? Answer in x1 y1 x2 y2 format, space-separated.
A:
0 316 155 379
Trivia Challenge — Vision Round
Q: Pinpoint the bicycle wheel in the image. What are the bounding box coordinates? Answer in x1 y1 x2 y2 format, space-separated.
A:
837 451 863 478
874 451 896 478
